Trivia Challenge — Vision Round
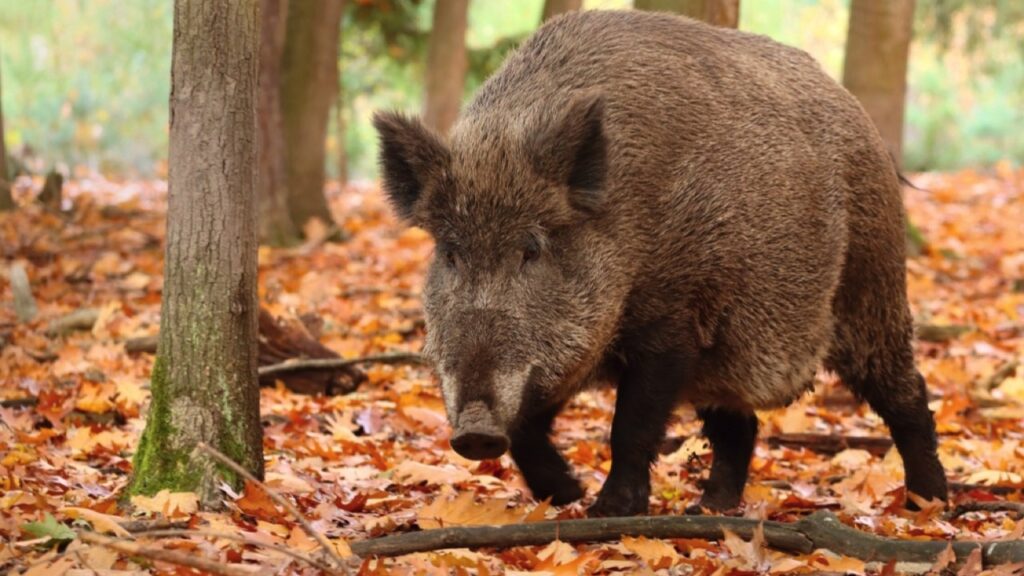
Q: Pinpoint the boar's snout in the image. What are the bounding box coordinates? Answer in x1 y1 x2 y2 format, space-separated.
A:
450 401 510 460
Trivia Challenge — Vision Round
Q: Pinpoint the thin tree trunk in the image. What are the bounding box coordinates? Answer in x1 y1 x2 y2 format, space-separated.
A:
843 0 916 163
0 55 13 211
634 0 740 28
423 0 469 134
129 0 263 506
541 0 583 22
280 0 343 229
336 73 348 186
257 0 300 246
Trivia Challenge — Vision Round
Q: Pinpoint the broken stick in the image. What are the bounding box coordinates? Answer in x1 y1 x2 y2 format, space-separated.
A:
350 510 1024 565
257 351 428 378
766 433 894 456
78 531 251 576
8 262 37 322
194 442 347 572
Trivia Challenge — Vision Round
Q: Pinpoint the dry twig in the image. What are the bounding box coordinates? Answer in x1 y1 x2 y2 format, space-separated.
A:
916 323 973 343
194 442 347 572
258 351 428 378
78 531 253 576
766 433 894 456
983 360 1021 390
947 500 1024 519
133 528 336 573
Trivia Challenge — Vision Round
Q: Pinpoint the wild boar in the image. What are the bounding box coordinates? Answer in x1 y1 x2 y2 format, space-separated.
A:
373 9 947 516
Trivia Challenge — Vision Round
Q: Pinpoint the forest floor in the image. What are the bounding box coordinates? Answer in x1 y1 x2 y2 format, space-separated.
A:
1 167 1023 575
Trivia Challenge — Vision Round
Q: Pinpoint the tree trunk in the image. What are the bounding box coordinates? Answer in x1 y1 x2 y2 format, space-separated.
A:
423 0 469 134
336 71 348 186
0 56 13 212
842 0 916 163
634 0 740 28
280 0 343 229
541 0 583 22
129 0 264 506
257 0 300 246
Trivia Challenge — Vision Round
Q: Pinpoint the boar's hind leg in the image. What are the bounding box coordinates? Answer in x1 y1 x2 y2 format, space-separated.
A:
828 310 948 504
686 407 758 514
839 363 947 505
509 404 584 505
588 355 683 517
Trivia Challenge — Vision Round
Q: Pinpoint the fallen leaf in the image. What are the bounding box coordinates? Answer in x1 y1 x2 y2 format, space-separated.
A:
417 492 527 529
130 490 199 518
61 507 130 537
621 535 679 568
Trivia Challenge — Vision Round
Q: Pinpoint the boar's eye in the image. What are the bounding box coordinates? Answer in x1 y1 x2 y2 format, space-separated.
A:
522 237 541 265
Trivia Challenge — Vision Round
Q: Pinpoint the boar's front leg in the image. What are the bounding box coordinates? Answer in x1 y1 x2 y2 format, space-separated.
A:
589 354 684 517
687 407 758 513
509 403 584 505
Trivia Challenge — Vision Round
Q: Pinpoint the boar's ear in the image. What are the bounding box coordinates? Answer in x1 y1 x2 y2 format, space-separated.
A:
531 94 608 213
372 111 451 222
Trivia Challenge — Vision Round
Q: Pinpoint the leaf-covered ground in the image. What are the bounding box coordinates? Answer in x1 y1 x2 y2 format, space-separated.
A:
1 168 1023 575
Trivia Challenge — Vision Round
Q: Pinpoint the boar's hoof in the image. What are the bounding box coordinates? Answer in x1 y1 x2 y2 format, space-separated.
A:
450 430 510 460
694 488 743 513
531 477 584 506
588 484 649 517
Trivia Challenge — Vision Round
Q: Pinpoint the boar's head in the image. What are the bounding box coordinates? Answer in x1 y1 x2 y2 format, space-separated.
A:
373 94 624 460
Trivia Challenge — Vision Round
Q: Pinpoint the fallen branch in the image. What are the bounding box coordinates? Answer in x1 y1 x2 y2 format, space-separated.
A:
660 433 894 457
915 323 973 343
766 433 893 457
132 528 336 573
8 262 37 322
256 307 365 395
45 308 100 336
0 396 38 409
120 519 190 533
983 360 1021 391
340 286 419 299
124 334 159 354
194 442 347 572
351 510 1024 564
950 482 1024 496
78 531 252 576
258 351 428 378
947 500 1024 519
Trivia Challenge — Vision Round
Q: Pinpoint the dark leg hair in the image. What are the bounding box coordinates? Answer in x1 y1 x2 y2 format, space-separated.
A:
843 367 947 503
509 403 583 505
688 406 758 513
589 353 684 517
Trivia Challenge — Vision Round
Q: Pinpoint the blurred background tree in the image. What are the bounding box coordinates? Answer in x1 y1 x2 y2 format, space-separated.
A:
635 0 739 27
1 55 13 211
842 0 916 163
0 0 1021 183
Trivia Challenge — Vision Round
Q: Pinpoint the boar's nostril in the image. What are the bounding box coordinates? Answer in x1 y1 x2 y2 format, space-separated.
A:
450 430 510 460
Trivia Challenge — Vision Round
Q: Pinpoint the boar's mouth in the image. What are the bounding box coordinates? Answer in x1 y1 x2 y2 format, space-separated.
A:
449 401 510 460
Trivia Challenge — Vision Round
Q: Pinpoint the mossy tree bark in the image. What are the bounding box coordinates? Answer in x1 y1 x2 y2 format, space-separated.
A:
129 0 264 506
257 0 300 246
280 0 343 230
634 0 740 28
843 0 916 163
0 55 14 212
423 0 469 134
541 0 583 23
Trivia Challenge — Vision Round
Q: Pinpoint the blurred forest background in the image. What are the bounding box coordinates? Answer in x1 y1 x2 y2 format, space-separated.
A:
1 0 1022 183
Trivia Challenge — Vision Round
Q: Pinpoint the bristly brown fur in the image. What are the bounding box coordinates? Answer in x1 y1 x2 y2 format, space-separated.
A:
374 9 947 516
